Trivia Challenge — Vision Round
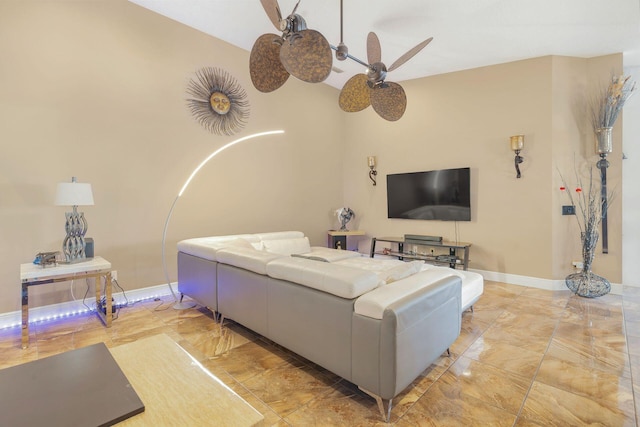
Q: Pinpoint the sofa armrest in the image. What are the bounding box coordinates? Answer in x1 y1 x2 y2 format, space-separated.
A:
351 276 461 400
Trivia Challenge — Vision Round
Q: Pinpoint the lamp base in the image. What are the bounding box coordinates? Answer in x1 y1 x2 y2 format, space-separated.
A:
173 301 197 310
62 207 89 262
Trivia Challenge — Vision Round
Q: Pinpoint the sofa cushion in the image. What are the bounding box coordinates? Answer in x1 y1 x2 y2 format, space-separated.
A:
266 257 379 299
177 234 260 261
334 257 420 285
383 261 424 284
216 247 285 275
430 266 484 310
255 231 305 241
296 247 362 262
354 269 463 319
263 237 311 255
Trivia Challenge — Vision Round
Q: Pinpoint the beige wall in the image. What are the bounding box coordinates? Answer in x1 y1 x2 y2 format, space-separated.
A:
342 55 622 282
0 0 344 313
0 1 624 314
551 55 624 282
623 64 640 286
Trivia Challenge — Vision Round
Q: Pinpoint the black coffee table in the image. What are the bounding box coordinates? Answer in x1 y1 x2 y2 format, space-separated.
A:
0 342 144 426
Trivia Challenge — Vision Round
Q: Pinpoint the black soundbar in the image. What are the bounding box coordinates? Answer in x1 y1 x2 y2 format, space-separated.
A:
404 234 443 244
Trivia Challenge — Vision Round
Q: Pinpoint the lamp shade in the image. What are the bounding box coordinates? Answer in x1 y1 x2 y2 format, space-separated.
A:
510 135 524 151
55 182 94 206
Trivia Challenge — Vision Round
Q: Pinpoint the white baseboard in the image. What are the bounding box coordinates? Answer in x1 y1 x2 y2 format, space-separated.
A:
0 283 174 330
2 270 634 330
471 269 627 295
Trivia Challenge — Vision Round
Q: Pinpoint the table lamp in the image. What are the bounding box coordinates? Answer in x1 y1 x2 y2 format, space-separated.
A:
55 176 94 263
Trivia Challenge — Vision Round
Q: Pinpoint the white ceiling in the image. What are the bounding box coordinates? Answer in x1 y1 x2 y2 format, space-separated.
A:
129 0 640 89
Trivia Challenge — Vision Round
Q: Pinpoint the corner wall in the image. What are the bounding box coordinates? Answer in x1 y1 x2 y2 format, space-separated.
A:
343 55 622 283
622 63 640 286
0 0 344 314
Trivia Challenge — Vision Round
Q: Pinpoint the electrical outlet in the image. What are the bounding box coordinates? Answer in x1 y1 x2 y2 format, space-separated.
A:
562 205 576 215
111 270 117 281
572 261 583 269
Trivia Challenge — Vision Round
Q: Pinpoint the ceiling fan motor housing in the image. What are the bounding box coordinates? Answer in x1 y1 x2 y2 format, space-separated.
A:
336 42 348 60
281 14 307 34
367 62 387 83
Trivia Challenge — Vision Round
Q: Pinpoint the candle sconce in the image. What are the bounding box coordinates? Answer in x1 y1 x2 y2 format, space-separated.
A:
510 135 524 178
368 156 378 186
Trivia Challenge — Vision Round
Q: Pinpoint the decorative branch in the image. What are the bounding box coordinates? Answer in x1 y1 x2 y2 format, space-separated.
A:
590 74 636 130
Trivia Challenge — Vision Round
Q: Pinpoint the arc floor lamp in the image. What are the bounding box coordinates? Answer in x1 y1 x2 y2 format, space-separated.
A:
162 129 285 309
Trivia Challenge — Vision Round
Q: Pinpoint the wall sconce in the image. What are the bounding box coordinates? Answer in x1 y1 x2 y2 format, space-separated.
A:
367 156 377 186
510 135 524 178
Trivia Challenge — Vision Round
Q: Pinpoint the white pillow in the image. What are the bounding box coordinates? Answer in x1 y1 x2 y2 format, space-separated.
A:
384 260 424 284
262 237 311 255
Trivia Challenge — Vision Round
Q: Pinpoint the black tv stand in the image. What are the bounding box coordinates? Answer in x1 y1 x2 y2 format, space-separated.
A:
370 236 471 270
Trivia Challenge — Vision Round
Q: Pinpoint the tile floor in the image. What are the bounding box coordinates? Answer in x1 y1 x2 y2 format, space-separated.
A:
1 280 639 426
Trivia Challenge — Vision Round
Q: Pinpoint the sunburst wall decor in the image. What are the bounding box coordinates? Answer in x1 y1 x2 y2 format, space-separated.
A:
186 67 250 135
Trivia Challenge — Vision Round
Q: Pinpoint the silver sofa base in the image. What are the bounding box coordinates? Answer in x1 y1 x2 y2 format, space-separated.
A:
214 262 461 421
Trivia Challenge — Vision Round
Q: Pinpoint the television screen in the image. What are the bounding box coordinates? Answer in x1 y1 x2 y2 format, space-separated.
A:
387 167 471 221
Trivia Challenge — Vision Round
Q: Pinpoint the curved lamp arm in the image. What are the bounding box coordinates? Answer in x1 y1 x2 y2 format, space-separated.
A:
161 130 285 309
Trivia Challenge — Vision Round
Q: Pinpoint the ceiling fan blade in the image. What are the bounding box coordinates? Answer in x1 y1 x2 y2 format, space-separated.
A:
260 0 282 30
367 32 381 65
280 29 332 83
370 82 407 121
250 33 290 92
339 74 371 112
388 37 433 72
291 0 300 16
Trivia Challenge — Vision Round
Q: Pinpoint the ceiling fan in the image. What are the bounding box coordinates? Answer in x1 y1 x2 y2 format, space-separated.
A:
339 33 433 121
250 0 433 121
250 0 333 92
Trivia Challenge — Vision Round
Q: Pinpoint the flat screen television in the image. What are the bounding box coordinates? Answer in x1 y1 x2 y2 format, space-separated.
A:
387 167 471 221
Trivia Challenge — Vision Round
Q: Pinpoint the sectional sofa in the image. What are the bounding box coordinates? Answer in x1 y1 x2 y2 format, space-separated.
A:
176 231 483 420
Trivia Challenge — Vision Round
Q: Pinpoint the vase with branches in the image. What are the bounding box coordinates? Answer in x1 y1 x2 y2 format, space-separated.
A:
559 166 613 297
591 75 636 130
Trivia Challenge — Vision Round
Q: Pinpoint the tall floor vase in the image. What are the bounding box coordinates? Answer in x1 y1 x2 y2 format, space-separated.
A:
565 230 610 298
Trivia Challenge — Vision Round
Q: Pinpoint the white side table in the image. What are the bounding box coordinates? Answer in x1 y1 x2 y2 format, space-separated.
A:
20 256 113 349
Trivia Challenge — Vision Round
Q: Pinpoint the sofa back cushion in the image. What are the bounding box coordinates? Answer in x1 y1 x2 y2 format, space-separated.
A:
300 247 363 262
177 235 259 261
216 247 285 275
266 257 379 299
255 231 305 241
262 237 311 255
177 231 305 261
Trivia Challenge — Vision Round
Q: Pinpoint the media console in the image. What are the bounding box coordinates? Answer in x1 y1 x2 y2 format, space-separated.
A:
370 236 471 270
